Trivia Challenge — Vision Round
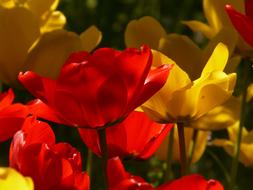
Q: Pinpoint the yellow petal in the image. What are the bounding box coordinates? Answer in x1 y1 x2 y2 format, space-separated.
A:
155 126 208 163
0 167 34 190
203 0 244 31
80 25 102 52
25 0 59 19
190 95 241 130
183 20 214 39
247 83 253 102
24 29 82 79
201 43 228 77
158 34 203 80
142 50 192 122
125 16 167 49
40 10 66 33
195 72 236 119
203 27 238 64
0 7 40 84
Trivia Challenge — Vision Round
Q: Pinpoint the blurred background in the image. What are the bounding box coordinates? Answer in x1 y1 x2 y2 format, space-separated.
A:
1 0 253 189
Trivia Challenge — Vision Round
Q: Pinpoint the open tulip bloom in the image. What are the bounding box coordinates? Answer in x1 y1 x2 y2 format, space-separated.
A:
9 117 90 190
141 43 236 124
19 45 172 129
107 157 224 190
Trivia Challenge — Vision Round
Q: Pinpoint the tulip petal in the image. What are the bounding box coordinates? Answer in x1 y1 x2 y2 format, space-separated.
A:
24 30 82 79
0 167 34 190
25 0 59 20
158 34 203 80
0 7 40 83
40 11 66 33
125 16 167 48
245 0 253 19
226 4 253 47
201 43 228 77
157 174 224 190
183 20 214 38
80 25 102 52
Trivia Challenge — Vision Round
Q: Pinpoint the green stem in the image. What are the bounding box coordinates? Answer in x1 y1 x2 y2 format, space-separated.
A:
207 150 231 185
229 62 250 190
98 128 108 189
86 149 93 179
187 129 198 172
164 127 174 181
177 123 187 176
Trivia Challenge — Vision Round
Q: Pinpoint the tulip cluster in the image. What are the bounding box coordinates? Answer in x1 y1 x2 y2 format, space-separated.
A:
0 0 253 190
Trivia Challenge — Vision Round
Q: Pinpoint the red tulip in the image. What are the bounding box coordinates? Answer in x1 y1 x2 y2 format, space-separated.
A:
226 1 253 47
79 111 173 159
0 89 29 142
107 157 224 190
19 45 172 129
9 117 89 190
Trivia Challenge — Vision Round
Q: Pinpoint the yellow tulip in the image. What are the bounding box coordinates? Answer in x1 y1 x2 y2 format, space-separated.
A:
0 1 102 84
156 125 209 163
125 16 239 76
183 0 252 54
0 167 34 190
212 122 253 166
141 43 236 124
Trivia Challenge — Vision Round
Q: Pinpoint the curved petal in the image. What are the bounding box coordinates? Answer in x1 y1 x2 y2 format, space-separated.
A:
24 30 83 79
0 7 40 83
226 4 253 47
158 34 203 80
125 16 167 49
183 20 214 38
157 174 224 190
201 43 229 77
80 25 102 52
40 11 66 33
0 167 34 190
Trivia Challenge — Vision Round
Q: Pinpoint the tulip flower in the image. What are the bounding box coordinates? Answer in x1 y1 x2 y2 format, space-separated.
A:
19 45 172 129
0 167 34 190
79 111 173 159
107 157 224 190
226 0 253 48
9 117 90 190
183 0 251 53
212 122 253 166
141 43 236 124
125 16 239 76
0 0 102 84
156 125 209 163
0 89 29 142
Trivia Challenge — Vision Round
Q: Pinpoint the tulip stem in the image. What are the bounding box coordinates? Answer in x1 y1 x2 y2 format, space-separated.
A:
187 129 198 172
86 149 93 179
164 127 174 181
177 123 187 176
98 128 108 188
229 62 250 190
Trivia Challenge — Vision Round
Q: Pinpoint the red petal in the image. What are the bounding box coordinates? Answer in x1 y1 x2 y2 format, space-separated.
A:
138 123 174 159
0 89 14 108
28 99 71 125
245 0 253 19
226 4 253 47
18 71 56 103
97 74 128 126
157 174 224 190
134 64 173 110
